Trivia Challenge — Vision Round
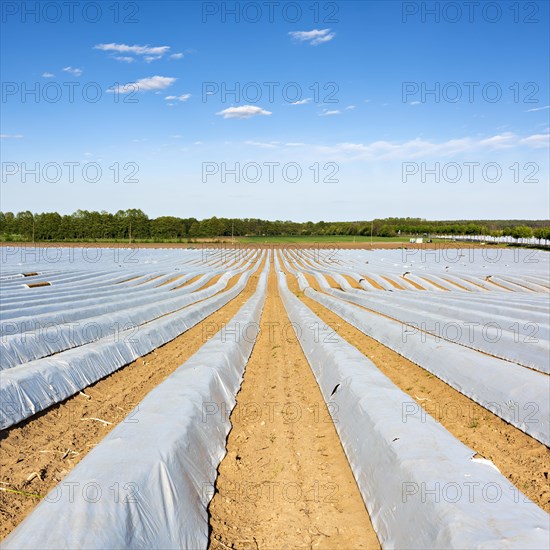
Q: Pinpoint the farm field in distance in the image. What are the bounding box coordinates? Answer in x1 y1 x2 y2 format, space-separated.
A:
1 244 548 548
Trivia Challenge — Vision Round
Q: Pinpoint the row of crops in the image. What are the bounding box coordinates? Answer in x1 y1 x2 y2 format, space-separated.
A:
1 246 548 548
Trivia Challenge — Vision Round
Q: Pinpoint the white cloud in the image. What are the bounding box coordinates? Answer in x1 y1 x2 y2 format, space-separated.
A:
62 66 83 77
94 43 170 57
165 94 191 102
216 105 272 119
478 132 515 149
345 105 356 110
194 141 203 145
42 72 54 78
114 56 134 63
170 53 184 60
144 55 162 63
320 109 341 116
291 98 311 105
526 105 550 112
245 140 278 148
233 133 547 163
0 134 23 139
410 101 420 105
518 134 550 148
189 134 547 159
109 76 176 94
289 29 335 45
310 132 550 161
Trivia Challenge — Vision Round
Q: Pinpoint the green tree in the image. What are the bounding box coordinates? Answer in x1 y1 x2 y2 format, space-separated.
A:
15 211 34 240
510 225 533 239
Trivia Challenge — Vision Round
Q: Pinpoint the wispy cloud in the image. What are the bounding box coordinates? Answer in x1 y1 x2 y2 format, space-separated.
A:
245 140 279 148
310 132 550 161
526 105 550 112
410 101 420 105
94 43 179 63
320 109 341 116
291 98 312 105
216 105 272 119
518 133 550 148
289 29 335 45
345 105 356 110
1 134 23 139
478 133 516 148
42 72 54 78
95 43 170 56
62 66 83 77
109 76 177 94
239 133 548 162
165 94 191 102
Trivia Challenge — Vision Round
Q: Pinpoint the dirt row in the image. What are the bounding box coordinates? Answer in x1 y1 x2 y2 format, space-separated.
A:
208 263 380 549
0 259 266 539
281 269 550 513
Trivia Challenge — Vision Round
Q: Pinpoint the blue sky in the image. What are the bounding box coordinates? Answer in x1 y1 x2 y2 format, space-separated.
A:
1 0 549 221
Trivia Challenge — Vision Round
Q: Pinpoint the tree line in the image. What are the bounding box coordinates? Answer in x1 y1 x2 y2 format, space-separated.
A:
1 210 549 242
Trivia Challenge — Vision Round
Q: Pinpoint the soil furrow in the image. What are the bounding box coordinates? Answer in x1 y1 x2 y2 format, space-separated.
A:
208 261 380 549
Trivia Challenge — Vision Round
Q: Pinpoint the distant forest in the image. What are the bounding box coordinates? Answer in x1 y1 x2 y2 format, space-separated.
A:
1 210 549 241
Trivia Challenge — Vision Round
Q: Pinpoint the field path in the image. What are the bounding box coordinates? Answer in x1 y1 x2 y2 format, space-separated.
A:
209 260 380 549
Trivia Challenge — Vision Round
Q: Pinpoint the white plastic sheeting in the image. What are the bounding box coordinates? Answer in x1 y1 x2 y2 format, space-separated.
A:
283 247 550 295
1 263 254 369
0 246 250 274
283 247 550 373
0 250 255 308
317 287 550 374
303 287 550 446
0 254 264 429
276 266 550 549
2 270 234 336
1 271 213 317
0 271 142 298
2 259 269 550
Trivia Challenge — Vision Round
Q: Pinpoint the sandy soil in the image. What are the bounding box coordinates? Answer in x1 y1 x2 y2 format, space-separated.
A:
208 262 380 550
282 272 550 513
0 260 266 539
